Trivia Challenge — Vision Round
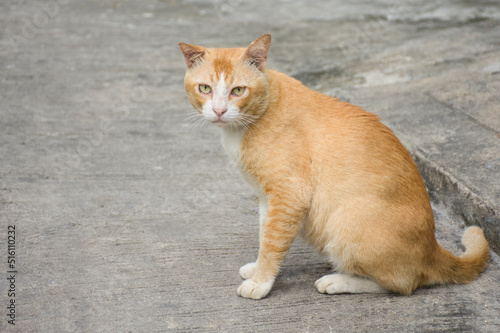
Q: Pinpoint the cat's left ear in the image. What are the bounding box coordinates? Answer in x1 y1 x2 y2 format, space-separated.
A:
242 34 271 71
179 42 206 68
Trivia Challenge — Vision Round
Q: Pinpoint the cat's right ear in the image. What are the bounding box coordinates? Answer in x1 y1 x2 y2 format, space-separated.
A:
179 43 206 68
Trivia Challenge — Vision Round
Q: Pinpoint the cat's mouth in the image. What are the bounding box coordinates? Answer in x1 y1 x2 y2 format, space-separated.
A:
211 119 229 127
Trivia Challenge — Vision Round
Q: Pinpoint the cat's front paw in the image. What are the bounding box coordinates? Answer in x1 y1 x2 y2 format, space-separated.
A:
237 279 274 300
239 262 257 279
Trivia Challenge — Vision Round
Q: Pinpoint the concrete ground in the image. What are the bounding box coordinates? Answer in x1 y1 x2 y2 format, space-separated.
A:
1 0 499 332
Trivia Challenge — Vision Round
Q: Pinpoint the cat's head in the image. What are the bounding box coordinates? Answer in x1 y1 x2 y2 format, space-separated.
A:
179 34 272 128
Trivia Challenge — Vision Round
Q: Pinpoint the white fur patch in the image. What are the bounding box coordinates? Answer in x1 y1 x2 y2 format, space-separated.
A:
221 126 265 197
239 262 257 279
315 274 388 294
237 277 275 299
213 72 228 110
221 126 244 167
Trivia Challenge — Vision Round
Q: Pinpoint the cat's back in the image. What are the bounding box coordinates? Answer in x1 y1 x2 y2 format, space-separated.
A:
263 69 425 198
250 68 417 174
266 69 384 141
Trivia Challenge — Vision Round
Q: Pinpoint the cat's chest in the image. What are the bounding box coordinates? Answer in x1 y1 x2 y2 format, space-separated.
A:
221 127 244 167
221 127 264 196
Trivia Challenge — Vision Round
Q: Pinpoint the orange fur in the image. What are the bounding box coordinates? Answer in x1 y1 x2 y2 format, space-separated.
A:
179 34 490 299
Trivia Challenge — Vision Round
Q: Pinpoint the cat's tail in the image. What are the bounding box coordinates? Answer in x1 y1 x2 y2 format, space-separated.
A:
429 226 489 286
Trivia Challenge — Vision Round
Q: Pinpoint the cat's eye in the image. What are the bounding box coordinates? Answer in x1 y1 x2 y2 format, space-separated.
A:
231 87 245 96
199 84 212 94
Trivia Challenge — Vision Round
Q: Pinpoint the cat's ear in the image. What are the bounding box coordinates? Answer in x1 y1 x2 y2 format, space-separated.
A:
179 42 206 68
242 34 271 71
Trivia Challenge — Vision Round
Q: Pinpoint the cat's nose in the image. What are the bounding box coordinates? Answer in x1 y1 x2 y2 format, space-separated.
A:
212 107 227 118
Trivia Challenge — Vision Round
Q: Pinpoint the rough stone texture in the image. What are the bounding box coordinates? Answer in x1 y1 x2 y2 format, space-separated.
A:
1 0 499 332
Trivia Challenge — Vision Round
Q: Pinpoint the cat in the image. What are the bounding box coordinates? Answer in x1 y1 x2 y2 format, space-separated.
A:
178 34 490 299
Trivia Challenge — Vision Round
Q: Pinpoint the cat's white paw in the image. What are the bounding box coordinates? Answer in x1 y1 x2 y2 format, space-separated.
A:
315 274 352 294
237 279 274 300
239 262 257 279
315 274 387 294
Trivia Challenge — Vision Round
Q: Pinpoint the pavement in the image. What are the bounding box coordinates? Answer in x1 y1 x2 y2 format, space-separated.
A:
1 0 499 332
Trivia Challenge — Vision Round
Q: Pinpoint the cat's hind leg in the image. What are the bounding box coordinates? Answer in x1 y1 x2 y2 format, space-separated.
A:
315 274 389 294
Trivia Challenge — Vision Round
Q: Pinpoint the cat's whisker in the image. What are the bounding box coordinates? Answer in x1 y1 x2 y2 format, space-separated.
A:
238 120 250 132
175 112 201 127
189 117 208 133
180 113 207 134
237 114 261 132
233 116 251 132
174 112 201 127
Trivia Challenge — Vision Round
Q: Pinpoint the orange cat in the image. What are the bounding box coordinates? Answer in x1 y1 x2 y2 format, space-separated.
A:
179 34 490 299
